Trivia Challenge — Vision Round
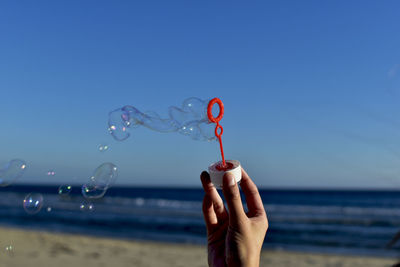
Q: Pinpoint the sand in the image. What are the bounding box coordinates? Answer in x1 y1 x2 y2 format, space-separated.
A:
0 227 397 267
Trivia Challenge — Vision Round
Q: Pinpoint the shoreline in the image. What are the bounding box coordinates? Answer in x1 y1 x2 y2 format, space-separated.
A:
0 226 397 267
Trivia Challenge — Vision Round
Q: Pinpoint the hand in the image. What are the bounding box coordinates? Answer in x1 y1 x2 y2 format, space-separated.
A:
200 168 268 267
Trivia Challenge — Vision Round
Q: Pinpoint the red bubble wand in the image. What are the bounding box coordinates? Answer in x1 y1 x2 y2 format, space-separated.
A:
207 98 227 168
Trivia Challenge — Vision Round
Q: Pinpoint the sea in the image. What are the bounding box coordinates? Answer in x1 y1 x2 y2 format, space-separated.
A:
1 185 400 258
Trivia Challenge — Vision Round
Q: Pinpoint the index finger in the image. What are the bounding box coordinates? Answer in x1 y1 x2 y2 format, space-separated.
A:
240 168 266 218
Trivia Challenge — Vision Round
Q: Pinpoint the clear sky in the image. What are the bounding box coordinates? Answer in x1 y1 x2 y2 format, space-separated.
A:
1 1 400 188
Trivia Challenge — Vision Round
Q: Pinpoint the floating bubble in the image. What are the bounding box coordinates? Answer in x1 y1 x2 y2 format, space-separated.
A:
0 159 27 187
23 193 43 215
82 163 117 199
98 144 109 152
46 207 52 212
79 202 94 212
108 97 216 141
5 245 13 256
91 162 118 187
58 185 72 196
47 170 55 176
81 183 107 199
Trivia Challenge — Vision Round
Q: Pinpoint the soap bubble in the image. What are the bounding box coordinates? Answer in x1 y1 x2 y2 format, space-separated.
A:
46 207 52 212
82 163 117 199
0 159 27 187
91 162 118 187
80 202 94 212
5 245 13 256
98 144 109 152
23 193 43 215
58 185 72 196
81 183 107 199
108 97 216 142
47 170 56 176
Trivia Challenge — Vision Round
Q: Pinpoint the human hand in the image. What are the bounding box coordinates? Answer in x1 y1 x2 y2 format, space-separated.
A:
200 168 268 267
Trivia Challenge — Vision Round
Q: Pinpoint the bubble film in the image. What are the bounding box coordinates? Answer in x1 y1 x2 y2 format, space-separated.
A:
5 245 13 256
0 159 27 187
98 144 109 152
80 202 94 212
81 183 107 199
108 97 216 141
58 185 72 196
23 193 44 215
82 163 117 199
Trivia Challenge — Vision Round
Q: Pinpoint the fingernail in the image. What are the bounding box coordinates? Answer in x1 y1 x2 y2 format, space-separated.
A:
201 171 210 182
224 173 236 187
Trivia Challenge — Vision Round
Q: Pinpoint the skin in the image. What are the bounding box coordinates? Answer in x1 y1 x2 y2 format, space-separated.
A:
200 168 268 267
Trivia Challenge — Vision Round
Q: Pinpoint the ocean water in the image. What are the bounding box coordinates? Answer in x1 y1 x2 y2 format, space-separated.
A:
1 185 400 257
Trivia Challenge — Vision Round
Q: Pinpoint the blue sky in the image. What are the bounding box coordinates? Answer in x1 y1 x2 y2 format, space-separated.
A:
1 1 400 188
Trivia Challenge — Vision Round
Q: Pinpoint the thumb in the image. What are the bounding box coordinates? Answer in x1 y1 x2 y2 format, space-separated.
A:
222 172 246 225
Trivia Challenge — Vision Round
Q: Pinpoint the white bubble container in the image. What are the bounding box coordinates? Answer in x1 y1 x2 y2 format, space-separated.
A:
208 160 241 188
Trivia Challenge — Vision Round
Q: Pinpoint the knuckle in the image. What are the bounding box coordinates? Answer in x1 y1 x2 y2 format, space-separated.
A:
213 201 224 212
223 183 239 196
204 184 214 193
226 190 240 203
228 189 241 201
249 188 260 197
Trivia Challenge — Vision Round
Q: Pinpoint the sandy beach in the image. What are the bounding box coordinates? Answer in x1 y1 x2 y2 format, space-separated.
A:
0 227 396 267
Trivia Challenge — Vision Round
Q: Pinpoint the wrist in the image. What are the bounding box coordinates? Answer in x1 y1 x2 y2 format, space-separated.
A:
227 252 260 267
241 250 260 267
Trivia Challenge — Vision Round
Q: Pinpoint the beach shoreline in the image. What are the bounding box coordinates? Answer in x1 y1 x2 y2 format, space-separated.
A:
0 226 397 267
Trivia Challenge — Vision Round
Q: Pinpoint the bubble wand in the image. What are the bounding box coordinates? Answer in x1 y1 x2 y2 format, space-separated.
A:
207 98 227 168
207 98 242 188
